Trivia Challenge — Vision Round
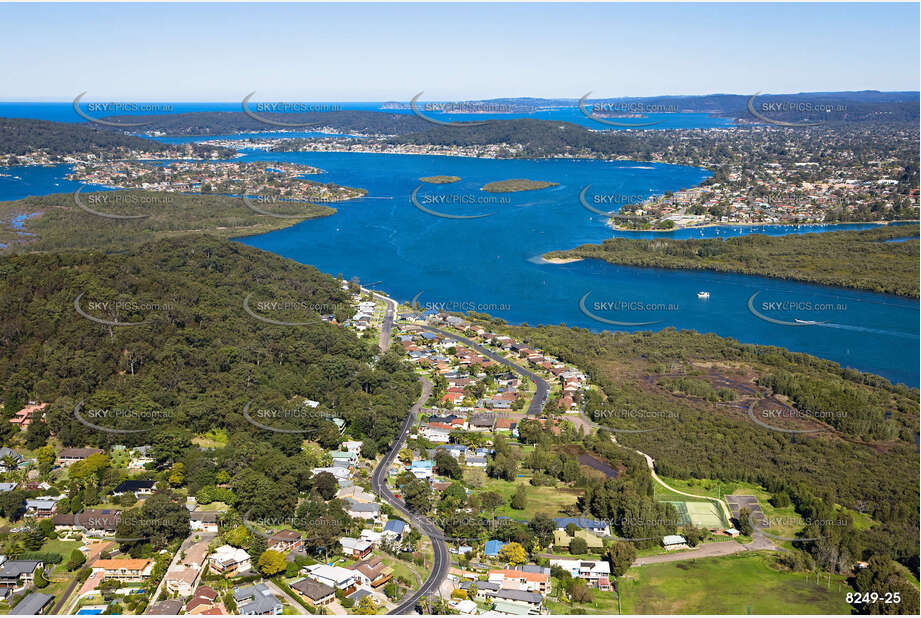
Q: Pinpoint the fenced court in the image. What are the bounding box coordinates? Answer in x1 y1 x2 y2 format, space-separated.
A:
662 500 692 527
662 500 727 529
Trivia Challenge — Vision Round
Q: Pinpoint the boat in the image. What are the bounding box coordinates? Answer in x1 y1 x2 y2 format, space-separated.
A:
794 319 821 325
697 291 710 299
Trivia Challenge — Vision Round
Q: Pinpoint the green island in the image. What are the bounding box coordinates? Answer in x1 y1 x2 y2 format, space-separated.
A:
0 190 335 253
419 175 461 184
543 225 920 297
481 178 559 193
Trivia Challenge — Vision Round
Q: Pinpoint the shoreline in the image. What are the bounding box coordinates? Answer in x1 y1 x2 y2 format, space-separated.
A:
608 218 920 233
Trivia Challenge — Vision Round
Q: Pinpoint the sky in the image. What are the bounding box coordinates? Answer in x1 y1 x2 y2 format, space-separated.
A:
1 2 918 101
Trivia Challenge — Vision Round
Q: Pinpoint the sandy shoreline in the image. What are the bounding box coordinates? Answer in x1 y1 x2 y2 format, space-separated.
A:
607 218 919 233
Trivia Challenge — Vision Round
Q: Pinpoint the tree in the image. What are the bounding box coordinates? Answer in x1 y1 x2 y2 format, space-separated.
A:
249 535 268 562
398 448 413 465
480 491 503 516
528 513 555 548
24 526 46 551
402 478 432 514
736 507 754 536
569 536 588 555
313 471 338 500
605 541 636 577
33 567 49 589
434 451 462 480
224 525 253 549
570 582 593 604
354 596 379 614
510 484 527 511
498 542 527 566
257 550 287 576
67 548 86 571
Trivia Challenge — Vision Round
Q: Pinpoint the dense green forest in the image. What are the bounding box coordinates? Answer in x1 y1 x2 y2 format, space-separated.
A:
96 110 432 136
545 226 921 297
0 118 228 158
477 322 919 578
0 191 333 252
0 235 420 456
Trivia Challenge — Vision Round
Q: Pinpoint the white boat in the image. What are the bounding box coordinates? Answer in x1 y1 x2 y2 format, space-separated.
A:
697 291 710 299
794 318 821 325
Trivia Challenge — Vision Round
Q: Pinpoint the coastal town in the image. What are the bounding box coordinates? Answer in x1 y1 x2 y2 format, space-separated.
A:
0 284 778 616
66 161 367 204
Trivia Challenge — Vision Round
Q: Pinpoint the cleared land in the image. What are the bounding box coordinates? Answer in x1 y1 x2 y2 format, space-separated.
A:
619 552 853 614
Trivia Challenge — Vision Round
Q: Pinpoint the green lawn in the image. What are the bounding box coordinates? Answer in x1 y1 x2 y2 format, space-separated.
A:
545 590 620 615
619 552 853 614
464 470 581 519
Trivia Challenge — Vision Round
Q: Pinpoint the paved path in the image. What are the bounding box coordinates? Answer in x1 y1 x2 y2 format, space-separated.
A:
265 579 307 615
369 289 397 353
370 375 449 615
398 323 549 417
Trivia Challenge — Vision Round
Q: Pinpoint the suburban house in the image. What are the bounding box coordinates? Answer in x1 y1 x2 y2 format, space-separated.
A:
343 498 381 522
663 534 689 551
549 559 611 590
56 447 104 466
419 424 451 443
72 509 121 535
339 537 373 560
267 530 303 554
0 560 43 589
189 510 220 533
329 450 359 466
209 545 252 577
484 539 507 557
93 559 154 581
341 440 363 454
8 591 53 615
488 568 551 594
185 585 221 615
24 498 60 518
110 479 156 498
146 600 184 615
465 455 487 468
552 517 612 536
302 564 360 592
336 485 376 503
469 414 495 431
290 578 335 608
492 588 544 612
382 519 408 542
8 404 45 430
234 583 283 616
409 459 434 479
164 565 198 597
352 556 393 588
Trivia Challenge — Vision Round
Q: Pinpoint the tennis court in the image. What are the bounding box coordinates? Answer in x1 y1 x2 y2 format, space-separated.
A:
685 500 727 528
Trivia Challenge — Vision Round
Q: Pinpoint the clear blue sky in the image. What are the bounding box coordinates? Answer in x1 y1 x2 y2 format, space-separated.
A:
2 2 918 100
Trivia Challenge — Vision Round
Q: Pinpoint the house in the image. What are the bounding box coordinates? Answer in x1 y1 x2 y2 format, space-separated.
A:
268 530 303 554
549 559 611 590
450 598 478 615
110 479 156 497
359 529 383 545
8 404 45 430
336 485 376 503
303 564 360 591
492 588 543 609
465 456 487 468
329 450 358 466
0 560 43 589
209 545 252 577
409 459 434 479
552 528 603 550
663 534 689 551
353 556 393 588
343 498 381 522
469 414 495 431
290 578 335 608
93 559 153 581
346 588 373 605
492 597 542 615
382 519 408 542
419 424 451 443
339 537 373 560
484 540 506 557
0 483 17 493
182 540 211 569
436 444 467 459
458 579 501 599
190 510 220 533
164 565 198 597
185 585 221 615
342 440 363 454
73 509 120 534
24 498 59 518
9 591 53 615
552 517 611 536
56 447 103 466
488 569 550 593
146 599 184 615
494 417 517 432
234 583 283 616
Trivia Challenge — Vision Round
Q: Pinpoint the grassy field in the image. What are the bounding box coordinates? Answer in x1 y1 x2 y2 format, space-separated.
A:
545 583 620 615
619 552 853 614
464 470 580 519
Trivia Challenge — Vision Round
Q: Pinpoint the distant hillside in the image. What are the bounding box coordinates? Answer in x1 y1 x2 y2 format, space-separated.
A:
98 110 433 136
0 117 224 158
0 190 334 253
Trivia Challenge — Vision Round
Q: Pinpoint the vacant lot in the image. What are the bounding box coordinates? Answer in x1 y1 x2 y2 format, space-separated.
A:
464 470 581 519
619 552 852 614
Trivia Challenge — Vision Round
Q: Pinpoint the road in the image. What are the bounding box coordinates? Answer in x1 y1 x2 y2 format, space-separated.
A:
370 376 449 615
365 288 396 353
399 324 550 417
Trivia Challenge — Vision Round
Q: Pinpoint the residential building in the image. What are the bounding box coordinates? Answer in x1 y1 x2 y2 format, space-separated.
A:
234 583 283 616
110 479 156 497
146 599 184 615
382 519 408 542
267 530 303 554
549 559 611 590
484 540 506 558
209 545 252 577
93 559 153 581
352 556 393 588
663 534 689 551
302 564 360 591
56 447 103 466
488 569 550 594
339 537 373 560
343 498 381 522
9 592 53 615
552 517 611 536
290 578 335 608
0 561 43 589
190 510 220 533
164 565 198 597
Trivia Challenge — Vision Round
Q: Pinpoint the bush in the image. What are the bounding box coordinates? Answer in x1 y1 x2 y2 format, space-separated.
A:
20 551 63 564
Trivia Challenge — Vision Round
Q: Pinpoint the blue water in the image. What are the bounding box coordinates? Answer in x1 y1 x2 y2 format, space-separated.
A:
226 151 919 387
0 110 916 385
76 610 103 615
0 101 733 131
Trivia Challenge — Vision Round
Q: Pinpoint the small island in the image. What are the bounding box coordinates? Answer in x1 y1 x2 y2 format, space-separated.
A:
419 175 461 184
481 178 559 193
